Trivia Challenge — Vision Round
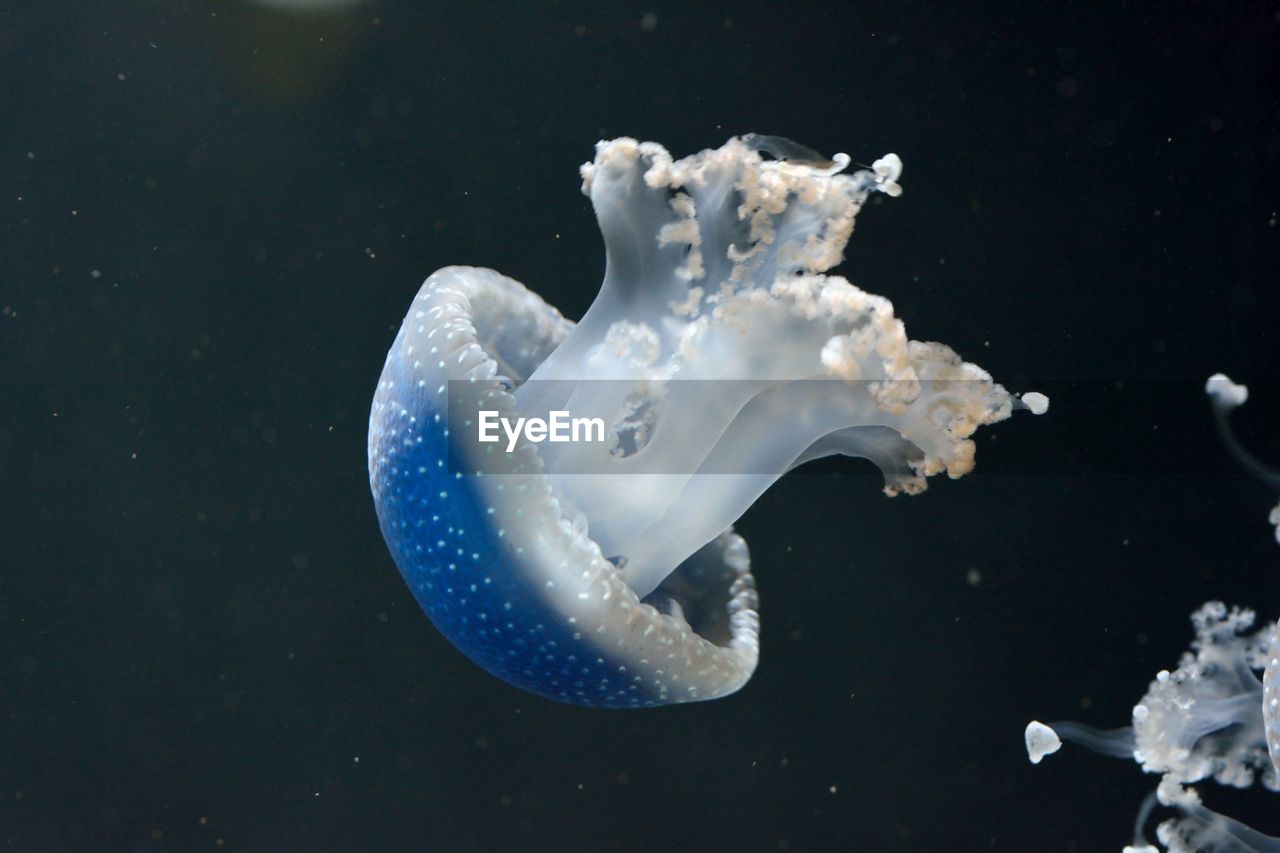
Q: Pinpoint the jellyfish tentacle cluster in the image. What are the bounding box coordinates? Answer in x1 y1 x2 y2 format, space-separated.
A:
1026 374 1280 851
369 136 1043 708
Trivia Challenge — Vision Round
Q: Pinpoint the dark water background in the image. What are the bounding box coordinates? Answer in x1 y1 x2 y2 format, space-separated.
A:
4 2 1280 850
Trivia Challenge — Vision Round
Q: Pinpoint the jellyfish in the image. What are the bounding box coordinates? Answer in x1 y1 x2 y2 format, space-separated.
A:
368 135 1046 708
1025 374 1280 851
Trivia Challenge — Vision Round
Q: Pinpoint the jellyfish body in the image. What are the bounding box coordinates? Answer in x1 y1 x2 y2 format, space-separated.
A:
369 265 761 708
369 136 1039 707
